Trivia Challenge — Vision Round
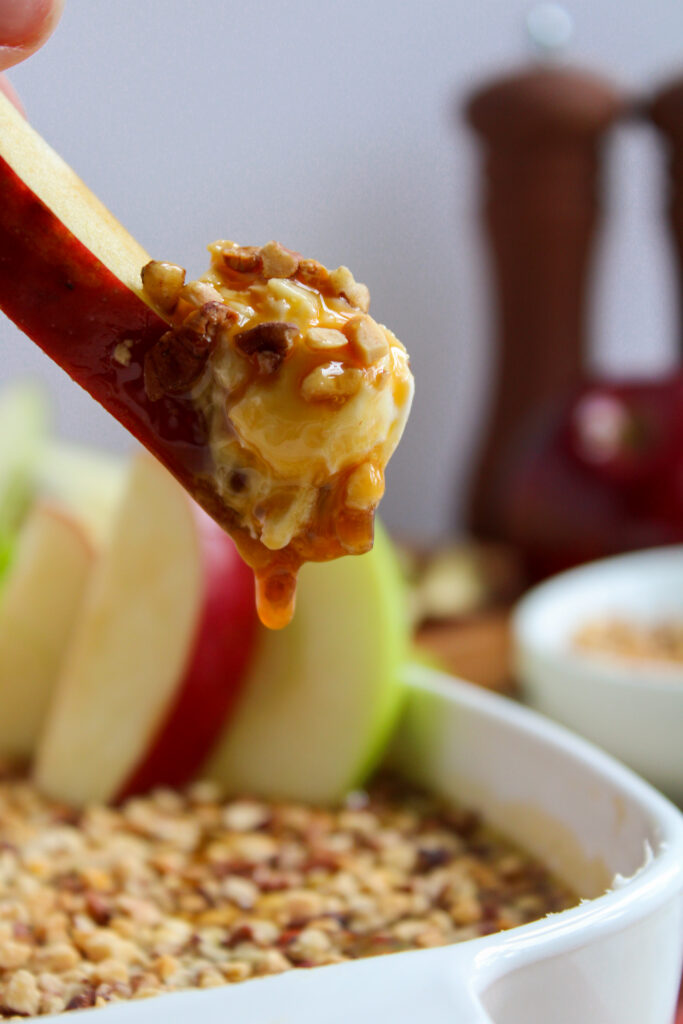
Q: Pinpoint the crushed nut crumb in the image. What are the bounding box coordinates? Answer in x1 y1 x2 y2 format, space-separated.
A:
259 241 300 280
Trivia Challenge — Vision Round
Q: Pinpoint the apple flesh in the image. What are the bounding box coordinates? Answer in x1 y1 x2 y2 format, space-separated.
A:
34 454 257 804
205 522 407 803
38 441 126 547
0 502 92 758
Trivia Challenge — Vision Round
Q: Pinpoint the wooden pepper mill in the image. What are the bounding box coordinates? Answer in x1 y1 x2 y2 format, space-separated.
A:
464 63 624 541
651 78 683 348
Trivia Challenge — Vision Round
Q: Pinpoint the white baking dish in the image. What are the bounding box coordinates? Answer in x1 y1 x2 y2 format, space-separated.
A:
42 666 683 1024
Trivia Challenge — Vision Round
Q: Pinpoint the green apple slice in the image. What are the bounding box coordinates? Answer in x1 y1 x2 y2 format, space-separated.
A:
206 522 408 803
0 383 46 581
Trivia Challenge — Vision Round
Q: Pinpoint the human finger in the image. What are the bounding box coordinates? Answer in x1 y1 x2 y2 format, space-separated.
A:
0 0 65 72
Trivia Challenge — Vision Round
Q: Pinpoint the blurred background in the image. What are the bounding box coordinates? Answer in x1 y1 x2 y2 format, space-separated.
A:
3 0 683 544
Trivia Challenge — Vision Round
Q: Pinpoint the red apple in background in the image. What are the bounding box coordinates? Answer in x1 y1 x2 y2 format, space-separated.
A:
502 374 683 579
35 455 257 805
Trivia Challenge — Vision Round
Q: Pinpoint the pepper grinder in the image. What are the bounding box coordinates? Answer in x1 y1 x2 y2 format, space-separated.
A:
464 6 624 541
651 76 683 350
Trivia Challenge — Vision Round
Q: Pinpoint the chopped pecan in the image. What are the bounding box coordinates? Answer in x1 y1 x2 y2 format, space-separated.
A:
144 302 236 401
221 246 263 274
295 258 331 291
234 321 298 375
66 988 97 1011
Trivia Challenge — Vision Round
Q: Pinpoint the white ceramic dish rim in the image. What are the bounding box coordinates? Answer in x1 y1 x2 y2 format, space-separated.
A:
514 545 683 694
39 666 683 1023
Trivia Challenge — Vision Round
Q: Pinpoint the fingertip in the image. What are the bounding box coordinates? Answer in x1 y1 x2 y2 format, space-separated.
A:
0 0 64 71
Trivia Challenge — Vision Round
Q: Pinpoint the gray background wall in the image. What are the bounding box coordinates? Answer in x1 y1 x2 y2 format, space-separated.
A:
3 0 683 542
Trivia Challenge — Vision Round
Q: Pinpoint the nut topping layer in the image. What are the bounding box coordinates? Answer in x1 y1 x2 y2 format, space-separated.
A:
0 773 575 1017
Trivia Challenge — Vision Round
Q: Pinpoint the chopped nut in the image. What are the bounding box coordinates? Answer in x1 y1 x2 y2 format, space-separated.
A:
306 327 348 351
3 970 41 1016
253 949 291 974
222 961 251 983
344 314 389 365
259 241 300 279
113 340 133 367
34 943 80 972
300 362 363 403
178 281 224 308
222 801 270 832
144 302 235 400
345 462 385 510
140 261 186 313
78 929 140 965
295 258 330 290
234 322 298 375
222 876 259 910
94 958 130 985
66 988 96 1011
289 927 331 958
198 967 224 988
152 955 179 982
221 246 263 274
0 940 31 970
329 266 370 312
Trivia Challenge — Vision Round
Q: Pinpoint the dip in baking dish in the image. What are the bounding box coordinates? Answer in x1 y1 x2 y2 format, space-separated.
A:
0 772 575 1017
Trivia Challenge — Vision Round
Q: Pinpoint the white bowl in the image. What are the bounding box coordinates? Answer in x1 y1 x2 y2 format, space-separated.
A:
44 666 683 1024
514 546 683 803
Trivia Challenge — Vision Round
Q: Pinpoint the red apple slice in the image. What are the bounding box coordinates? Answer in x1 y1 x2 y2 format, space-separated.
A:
0 502 93 759
0 91 211 507
34 454 257 805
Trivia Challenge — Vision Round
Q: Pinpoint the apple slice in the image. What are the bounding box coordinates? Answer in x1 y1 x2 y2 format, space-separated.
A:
0 91 211 507
205 522 408 803
38 441 126 547
34 454 257 805
0 502 92 758
0 383 46 581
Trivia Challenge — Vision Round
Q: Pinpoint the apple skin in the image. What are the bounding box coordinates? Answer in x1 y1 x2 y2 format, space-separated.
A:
118 507 257 798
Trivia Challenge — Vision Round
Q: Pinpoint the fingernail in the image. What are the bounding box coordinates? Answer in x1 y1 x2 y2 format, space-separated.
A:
0 0 52 48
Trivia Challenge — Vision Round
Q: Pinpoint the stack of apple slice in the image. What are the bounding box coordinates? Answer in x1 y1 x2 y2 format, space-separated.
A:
0 388 408 804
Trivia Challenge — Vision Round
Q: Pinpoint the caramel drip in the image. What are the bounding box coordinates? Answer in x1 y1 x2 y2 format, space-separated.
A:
225 483 376 630
254 564 300 630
